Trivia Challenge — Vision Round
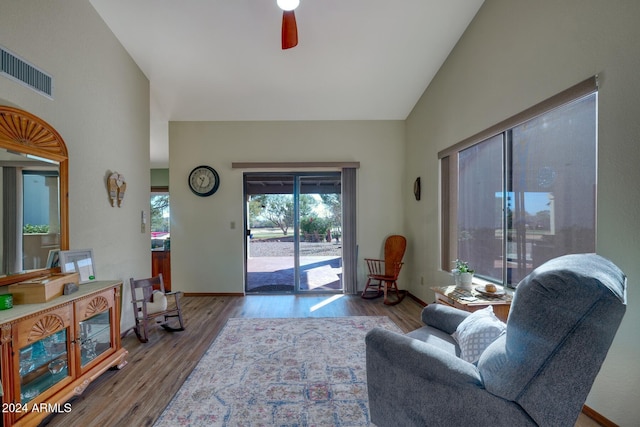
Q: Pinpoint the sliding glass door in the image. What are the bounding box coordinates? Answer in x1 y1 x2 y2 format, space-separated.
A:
244 173 342 293
246 174 295 293
298 175 342 292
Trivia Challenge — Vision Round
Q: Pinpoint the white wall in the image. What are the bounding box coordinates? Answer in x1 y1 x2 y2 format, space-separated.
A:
169 121 405 294
404 0 640 424
0 0 151 331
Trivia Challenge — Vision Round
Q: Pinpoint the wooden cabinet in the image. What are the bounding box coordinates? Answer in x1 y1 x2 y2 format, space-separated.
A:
151 250 171 291
0 281 127 426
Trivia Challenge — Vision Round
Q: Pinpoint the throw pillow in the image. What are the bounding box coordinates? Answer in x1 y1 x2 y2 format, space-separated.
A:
452 306 506 364
134 289 168 317
149 290 168 313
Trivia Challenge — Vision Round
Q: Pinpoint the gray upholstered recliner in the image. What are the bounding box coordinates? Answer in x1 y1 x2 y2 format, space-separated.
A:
365 254 627 426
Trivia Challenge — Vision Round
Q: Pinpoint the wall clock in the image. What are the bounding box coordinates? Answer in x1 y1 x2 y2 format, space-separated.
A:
188 165 220 197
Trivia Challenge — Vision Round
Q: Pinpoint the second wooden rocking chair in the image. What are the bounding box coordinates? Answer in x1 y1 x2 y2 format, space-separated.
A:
362 234 407 305
129 273 185 343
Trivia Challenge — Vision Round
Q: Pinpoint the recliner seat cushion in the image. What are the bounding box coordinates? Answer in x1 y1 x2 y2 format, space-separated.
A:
406 325 460 356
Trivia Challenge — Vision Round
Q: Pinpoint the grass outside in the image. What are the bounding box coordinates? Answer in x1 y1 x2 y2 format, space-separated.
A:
250 227 288 240
250 228 340 242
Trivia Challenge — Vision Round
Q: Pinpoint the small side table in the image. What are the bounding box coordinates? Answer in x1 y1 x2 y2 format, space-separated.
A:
431 285 512 322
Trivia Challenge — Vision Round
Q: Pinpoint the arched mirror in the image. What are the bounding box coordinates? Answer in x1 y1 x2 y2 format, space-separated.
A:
0 106 68 286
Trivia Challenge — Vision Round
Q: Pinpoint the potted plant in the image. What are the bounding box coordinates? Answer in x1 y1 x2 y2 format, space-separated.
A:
452 259 474 289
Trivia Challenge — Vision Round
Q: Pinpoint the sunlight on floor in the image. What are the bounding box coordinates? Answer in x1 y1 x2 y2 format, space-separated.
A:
310 294 344 312
306 264 342 290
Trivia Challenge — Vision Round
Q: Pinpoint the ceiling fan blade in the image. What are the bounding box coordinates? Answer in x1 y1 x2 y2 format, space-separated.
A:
282 10 298 49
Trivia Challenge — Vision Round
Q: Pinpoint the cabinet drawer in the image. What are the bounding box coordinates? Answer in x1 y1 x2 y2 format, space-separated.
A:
15 304 73 348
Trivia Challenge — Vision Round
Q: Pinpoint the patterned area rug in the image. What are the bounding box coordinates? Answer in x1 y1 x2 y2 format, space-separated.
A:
154 316 402 426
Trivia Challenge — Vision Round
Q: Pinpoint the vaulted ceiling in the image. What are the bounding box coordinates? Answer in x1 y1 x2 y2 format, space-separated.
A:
90 0 484 166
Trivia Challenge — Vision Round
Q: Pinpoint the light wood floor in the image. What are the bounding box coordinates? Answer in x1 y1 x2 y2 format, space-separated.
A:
40 294 602 426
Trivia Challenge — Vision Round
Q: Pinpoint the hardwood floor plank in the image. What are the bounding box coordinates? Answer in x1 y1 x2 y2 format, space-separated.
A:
39 294 600 427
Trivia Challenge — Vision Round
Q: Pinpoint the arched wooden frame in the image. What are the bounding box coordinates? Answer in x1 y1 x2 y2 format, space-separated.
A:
0 106 69 286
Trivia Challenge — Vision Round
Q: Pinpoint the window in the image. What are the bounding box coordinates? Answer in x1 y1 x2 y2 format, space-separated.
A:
151 190 169 249
23 170 60 233
22 169 60 270
440 78 597 287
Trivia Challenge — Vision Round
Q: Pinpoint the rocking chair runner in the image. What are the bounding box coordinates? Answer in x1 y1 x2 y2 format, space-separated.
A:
129 273 185 343
362 234 407 305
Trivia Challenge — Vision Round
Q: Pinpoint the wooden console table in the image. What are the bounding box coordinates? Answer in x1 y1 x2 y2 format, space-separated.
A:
0 281 128 426
431 285 512 322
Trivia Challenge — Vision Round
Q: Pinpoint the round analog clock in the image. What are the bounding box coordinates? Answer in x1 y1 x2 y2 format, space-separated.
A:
188 165 220 197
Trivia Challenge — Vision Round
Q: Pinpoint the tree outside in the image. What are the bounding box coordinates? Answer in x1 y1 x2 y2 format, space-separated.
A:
151 194 170 232
249 193 341 240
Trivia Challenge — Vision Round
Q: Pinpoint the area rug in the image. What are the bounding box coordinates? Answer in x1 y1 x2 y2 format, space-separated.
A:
154 316 402 426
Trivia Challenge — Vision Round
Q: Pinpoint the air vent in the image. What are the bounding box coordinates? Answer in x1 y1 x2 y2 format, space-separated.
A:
0 46 53 99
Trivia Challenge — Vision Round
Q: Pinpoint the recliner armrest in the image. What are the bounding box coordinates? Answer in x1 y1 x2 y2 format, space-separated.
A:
366 327 481 385
421 303 471 334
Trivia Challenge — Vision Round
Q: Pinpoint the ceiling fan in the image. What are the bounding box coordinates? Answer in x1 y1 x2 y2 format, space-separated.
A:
277 0 300 49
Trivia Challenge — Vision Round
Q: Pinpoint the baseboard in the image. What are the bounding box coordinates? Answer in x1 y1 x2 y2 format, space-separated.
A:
184 292 245 297
582 405 618 427
407 292 428 307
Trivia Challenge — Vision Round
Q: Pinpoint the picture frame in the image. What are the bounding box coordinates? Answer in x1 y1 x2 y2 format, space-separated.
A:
46 249 60 269
59 249 96 283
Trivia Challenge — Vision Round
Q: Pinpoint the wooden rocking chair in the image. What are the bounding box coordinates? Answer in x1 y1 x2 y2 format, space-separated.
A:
129 273 185 343
362 234 407 305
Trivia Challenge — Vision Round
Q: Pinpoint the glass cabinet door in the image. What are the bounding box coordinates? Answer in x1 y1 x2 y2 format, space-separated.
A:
18 329 70 404
78 310 112 367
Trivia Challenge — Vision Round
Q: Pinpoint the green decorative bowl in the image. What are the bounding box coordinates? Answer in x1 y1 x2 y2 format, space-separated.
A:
0 294 13 310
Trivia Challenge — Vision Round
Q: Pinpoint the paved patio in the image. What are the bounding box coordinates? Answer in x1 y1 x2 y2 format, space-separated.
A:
246 241 342 292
